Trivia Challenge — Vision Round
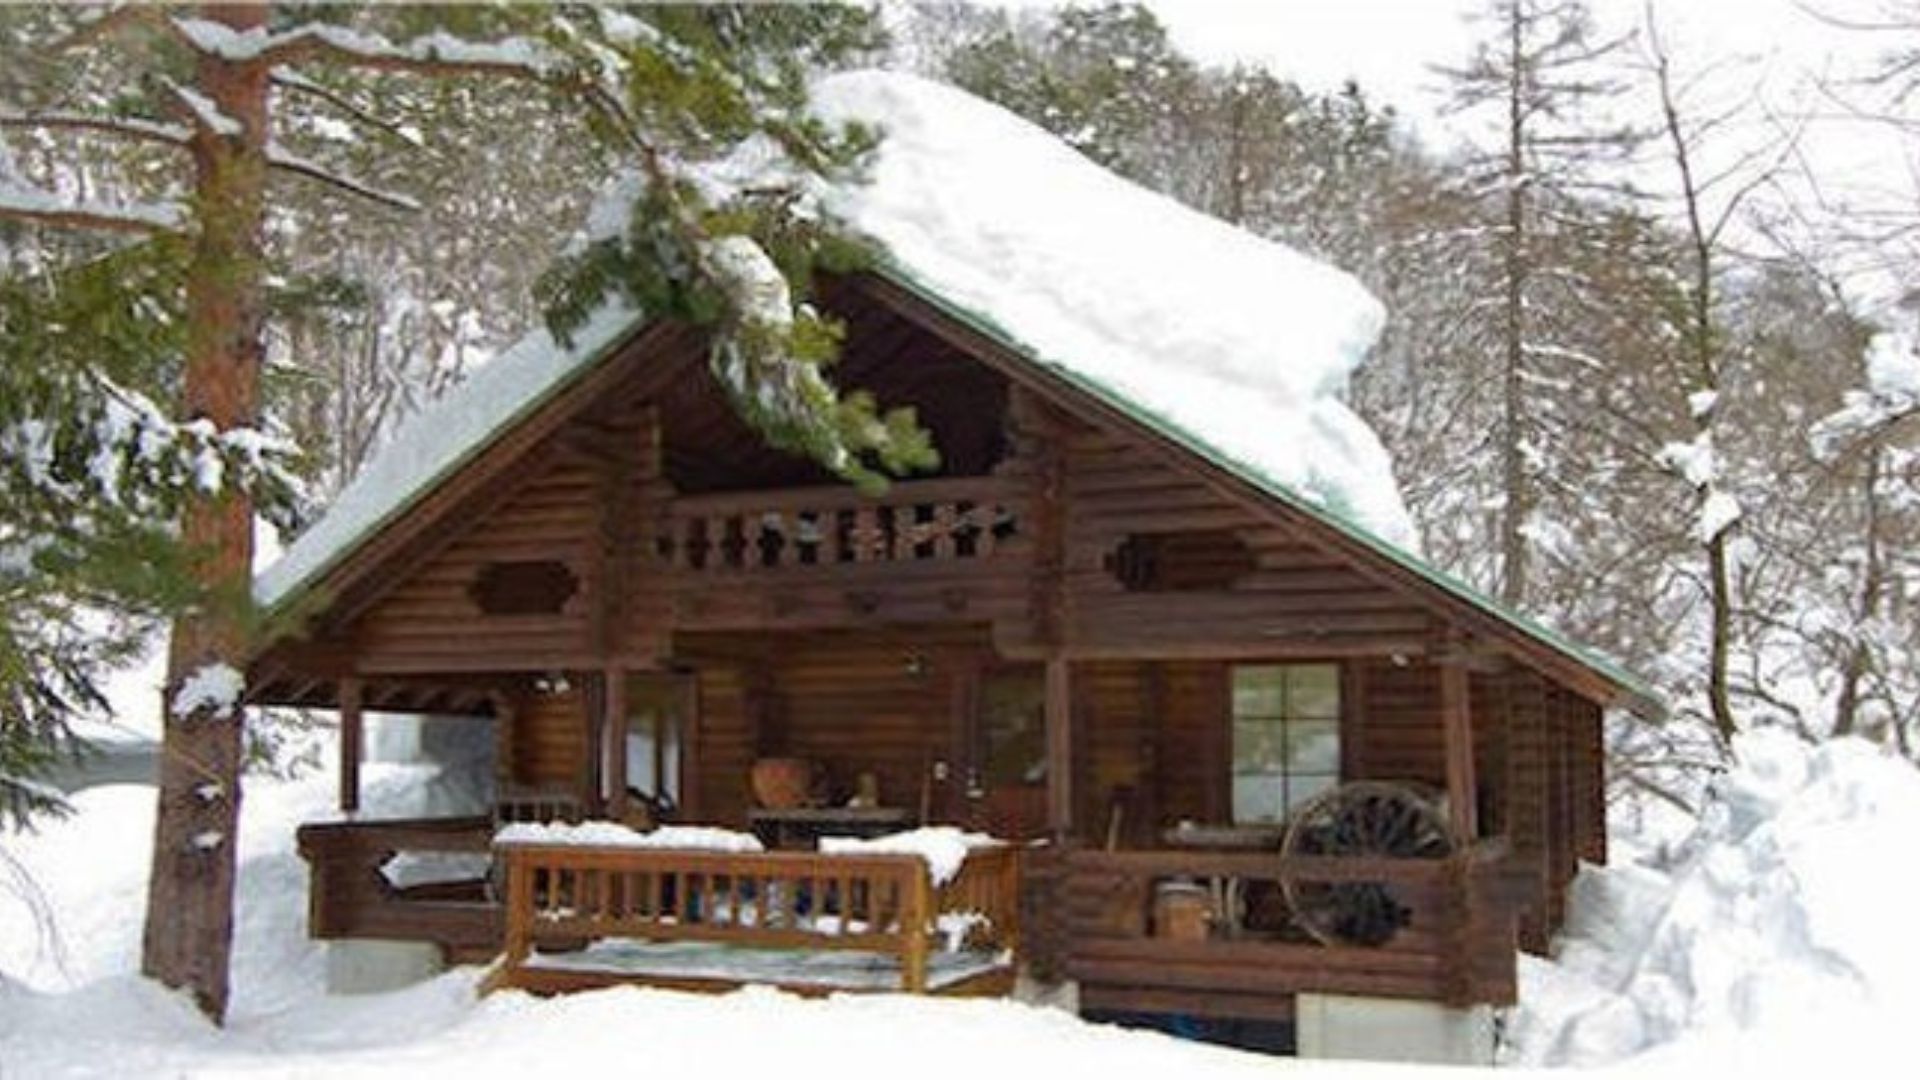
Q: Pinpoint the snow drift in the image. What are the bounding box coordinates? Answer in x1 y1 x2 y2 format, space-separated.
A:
1506 730 1920 1068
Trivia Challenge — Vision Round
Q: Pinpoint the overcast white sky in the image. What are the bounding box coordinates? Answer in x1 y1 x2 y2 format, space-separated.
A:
1012 0 1873 128
997 0 1917 305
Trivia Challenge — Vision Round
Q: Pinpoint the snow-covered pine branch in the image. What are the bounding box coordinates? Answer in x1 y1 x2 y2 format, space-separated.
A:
0 177 185 235
168 16 567 81
159 77 243 137
268 68 424 148
0 111 191 149
1 372 304 532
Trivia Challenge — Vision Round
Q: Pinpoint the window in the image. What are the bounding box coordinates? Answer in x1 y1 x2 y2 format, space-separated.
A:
1231 664 1340 823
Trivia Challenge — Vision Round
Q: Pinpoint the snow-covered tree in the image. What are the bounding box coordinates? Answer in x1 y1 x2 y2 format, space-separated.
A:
1438 0 1638 608
0 0 917 1022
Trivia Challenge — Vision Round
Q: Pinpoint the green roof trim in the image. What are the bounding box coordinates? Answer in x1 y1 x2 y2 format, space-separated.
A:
868 259 1662 713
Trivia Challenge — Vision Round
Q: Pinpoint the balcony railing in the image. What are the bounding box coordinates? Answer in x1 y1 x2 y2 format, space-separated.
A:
662 478 1020 574
491 839 1022 996
1029 841 1520 1010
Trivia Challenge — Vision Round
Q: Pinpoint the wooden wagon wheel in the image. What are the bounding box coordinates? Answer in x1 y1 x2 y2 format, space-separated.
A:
1278 780 1458 947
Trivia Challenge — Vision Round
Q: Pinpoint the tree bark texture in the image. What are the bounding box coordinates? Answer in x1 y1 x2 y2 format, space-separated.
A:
141 1 269 1024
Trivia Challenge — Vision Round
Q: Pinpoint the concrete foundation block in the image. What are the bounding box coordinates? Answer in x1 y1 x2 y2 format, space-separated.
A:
1296 992 1496 1065
326 939 445 995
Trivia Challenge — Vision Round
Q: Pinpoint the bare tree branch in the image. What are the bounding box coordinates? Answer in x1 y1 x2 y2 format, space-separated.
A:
270 69 423 147
265 146 420 212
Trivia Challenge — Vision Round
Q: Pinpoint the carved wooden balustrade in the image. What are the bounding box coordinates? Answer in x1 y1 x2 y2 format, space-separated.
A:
490 840 1022 996
662 478 1022 575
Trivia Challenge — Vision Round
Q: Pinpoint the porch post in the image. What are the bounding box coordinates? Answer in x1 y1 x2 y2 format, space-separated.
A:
605 665 628 820
1045 655 1073 838
338 676 362 815
1440 655 1478 841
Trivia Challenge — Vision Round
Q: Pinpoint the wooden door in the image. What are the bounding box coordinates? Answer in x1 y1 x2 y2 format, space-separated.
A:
960 664 1049 839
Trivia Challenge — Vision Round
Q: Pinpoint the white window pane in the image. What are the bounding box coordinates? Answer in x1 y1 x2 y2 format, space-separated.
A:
1234 773 1287 824
624 726 656 798
1230 664 1344 824
1286 719 1340 774
1232 666 1286 717
1287 664 1341 719
1233 719 1286 772
1286 772 1338 812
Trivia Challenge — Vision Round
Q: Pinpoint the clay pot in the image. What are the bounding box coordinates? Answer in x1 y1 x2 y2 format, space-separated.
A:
750 757 816 809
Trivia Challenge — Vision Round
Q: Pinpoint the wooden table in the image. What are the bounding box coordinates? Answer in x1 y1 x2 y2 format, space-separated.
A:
747 806 915 849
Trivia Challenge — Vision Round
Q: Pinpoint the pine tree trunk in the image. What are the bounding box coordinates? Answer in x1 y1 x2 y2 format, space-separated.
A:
141 1 270 1024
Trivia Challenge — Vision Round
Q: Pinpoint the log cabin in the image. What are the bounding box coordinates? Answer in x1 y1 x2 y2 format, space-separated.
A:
250 71 1656 1056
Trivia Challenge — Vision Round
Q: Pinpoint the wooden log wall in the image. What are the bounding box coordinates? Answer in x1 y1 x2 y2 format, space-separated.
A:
1053 427 1437 659
686 665 753 826
509 685 587 790
676 627 993 829
758 629 969 816
1076 660 1225 843
351 450 599 673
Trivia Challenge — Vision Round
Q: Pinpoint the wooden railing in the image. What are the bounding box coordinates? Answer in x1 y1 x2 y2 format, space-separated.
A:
493 841 1021 995
296 816 500 961
663 478 1020 574
1039 841 1518 1012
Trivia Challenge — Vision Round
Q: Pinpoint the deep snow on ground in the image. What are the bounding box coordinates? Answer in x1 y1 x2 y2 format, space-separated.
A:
1505 730 1920 1068
4 731 1920 1077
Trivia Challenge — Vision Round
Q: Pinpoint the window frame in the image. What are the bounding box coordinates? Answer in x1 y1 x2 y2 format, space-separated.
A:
1227 661 1345 824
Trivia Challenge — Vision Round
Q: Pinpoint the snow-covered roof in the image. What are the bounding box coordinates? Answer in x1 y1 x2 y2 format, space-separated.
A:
254 303 638 606
252 70 1648 707
810 72 1409 548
